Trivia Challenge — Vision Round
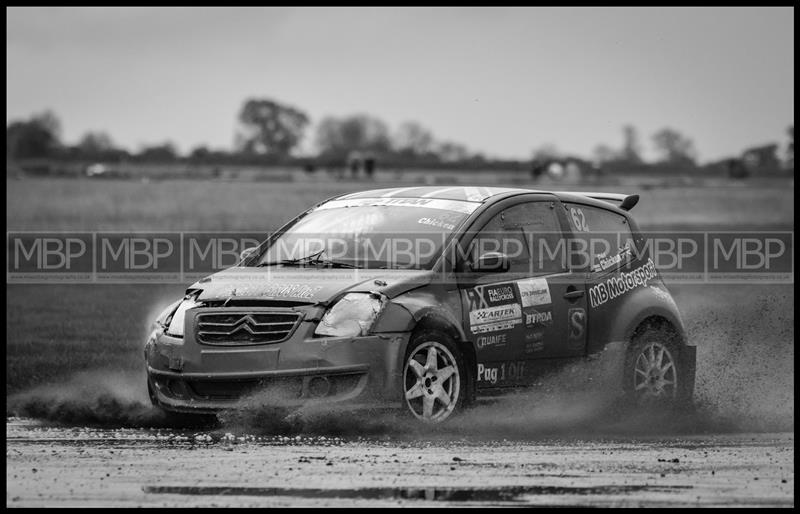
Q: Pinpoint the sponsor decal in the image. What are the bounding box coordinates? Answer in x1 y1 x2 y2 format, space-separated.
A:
524 330 545 354
568 308 586 340
470 304 523 334
487 285 515 303
516 278 552 307
466 282 519 310
525 310 553 326
417 217 457 231
476 333 508 350
589 258 657 308
317 197 480 214
477 361 526 384
592 244 632 273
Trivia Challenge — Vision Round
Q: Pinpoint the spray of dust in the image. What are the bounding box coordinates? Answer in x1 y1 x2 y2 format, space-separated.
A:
6 369 171 427
681 287 794 432
7 287 793 438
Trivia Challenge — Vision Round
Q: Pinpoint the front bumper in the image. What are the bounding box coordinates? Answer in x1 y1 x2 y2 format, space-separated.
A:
145 312 411 413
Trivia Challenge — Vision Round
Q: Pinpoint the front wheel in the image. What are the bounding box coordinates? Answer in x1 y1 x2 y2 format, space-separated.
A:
402 330 469 424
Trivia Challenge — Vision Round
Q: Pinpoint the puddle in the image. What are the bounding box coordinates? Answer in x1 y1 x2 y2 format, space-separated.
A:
143 484 693 502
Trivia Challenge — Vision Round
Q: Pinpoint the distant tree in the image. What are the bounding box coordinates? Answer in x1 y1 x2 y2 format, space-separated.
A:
786 125 794 168
236 98 310 157
189 145 211 160
620 124 643 164
78 131 115 155
6 110 62 159
315 114 391 159
592 144 617 164
138 142 178 161
393 121 435 156
652 128 697 166
436 141 471 162
741 143 780 173
531 144 561 162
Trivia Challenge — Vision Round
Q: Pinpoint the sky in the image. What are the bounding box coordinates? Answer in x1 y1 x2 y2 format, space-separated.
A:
6 6 795 163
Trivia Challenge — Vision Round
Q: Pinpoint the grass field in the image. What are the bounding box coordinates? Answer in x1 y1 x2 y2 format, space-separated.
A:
5 177 795 430
6 177 794 231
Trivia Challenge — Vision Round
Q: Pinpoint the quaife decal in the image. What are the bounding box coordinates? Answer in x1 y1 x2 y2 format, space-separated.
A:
469 304 523 333
477 361 526 384
516 278 551 307
476 333 507 350
568 308 586 340
525 310 553 326
589 258 657 308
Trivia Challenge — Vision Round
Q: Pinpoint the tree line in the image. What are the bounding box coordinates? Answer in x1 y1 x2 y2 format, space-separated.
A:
6 97 794 173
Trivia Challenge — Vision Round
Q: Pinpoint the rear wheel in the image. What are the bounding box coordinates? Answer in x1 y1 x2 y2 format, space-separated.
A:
624 326 692 406
402 330 469 424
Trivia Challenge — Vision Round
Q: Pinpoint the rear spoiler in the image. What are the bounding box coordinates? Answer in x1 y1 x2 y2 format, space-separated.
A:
555 191 640 211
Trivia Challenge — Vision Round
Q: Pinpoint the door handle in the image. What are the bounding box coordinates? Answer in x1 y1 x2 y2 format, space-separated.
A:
563 289 585 300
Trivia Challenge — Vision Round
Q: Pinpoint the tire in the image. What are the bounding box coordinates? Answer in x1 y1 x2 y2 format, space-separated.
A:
402 330 470 424
623 325 693 407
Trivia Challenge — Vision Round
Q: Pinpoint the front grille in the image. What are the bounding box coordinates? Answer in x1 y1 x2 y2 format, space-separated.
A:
196 312 302 345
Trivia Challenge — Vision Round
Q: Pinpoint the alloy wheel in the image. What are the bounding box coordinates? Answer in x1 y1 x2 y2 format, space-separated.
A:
404 341 461 423
633 341 678 400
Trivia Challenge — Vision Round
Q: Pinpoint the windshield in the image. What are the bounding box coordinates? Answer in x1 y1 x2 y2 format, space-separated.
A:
256 197 480 269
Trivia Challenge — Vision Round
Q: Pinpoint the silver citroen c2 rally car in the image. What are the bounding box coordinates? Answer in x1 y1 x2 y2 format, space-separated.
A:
145 187 696 423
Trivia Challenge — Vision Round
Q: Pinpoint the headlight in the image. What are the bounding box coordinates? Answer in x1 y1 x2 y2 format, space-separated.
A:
314 292 385 338
155 299 182 328
165 297 199 337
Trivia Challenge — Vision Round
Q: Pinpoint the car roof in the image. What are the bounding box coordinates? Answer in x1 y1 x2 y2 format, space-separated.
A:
338 186 544 203
337 186 634 211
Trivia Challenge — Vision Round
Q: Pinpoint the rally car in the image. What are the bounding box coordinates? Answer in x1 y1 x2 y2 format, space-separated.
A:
145 186 696 423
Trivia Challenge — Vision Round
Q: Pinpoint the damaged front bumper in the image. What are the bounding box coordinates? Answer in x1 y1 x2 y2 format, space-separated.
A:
144 306 411 414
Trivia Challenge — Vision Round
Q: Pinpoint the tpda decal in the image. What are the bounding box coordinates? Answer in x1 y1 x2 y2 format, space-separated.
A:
516 277 552 307
589 258 657 308
525 309 553 326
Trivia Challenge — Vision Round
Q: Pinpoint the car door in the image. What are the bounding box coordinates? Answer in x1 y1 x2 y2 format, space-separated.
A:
562 201 637 354
456 196 588 389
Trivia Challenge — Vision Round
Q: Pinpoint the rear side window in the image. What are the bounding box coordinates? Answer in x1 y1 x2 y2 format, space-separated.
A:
563 203 634 273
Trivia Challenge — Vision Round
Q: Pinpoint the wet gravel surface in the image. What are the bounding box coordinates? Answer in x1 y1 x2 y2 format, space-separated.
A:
6 418 794 507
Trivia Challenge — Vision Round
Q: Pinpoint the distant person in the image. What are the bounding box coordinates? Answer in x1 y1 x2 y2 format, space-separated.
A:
363 155 375 179
530 159 547 182
347 150 363 179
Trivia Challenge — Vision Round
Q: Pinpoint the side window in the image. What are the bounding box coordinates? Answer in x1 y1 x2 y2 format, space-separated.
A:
564 203 634 273
469 201 564 275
